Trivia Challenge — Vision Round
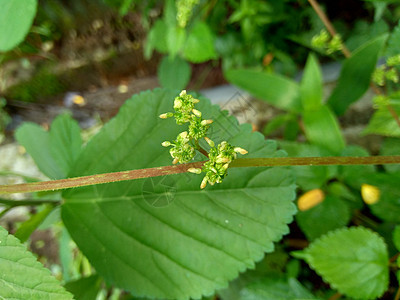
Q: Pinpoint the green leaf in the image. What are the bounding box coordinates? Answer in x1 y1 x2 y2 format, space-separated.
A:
239 277 318 299
225 69 301 112
167 26 186 58
327 34 388 115
293 227 389 299
363 104 400 137
158 55 191 90
145 19 168 58
386 21 400 57
300 54 323 111
50 114 82 177
0 225 73 299
64 275 102 300
183 21 217 63
15 114 82 179
296 195 351 241
14 204 56 243
61 88 297 300
15 123 64 179
393 225 400 252
303 105 345 154
0 0 38 52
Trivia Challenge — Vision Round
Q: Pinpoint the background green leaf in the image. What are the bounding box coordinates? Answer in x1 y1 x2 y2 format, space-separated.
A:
158 55 191 90
303 105 345 154
300 54 323 111
0 0 38 52
296 195 351 241
183 21 217 63
14 204 56 243
363 104 400 137
64 275 102 300
292 227 389 299
15 113 82 179
239 277 318 299
61 88 297 299
225 69 301 112
0 225 73 299
327 34 388 115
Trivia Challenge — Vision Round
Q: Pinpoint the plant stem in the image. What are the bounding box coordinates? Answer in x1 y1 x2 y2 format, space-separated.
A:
0 198 60 207
1 155 400 195
308 0 351 58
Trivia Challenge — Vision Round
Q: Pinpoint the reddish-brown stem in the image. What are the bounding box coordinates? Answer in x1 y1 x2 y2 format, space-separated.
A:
1 156 400 195
308 0 351 58
387 104 400 128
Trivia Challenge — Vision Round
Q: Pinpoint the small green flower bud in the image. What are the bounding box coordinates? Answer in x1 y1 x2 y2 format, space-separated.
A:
179 90 187 97
192 98 200 104
174 99 183 109
162 141 171 147
192 109 202 117
188 168 202 174
216 157 230 163
234 147 248 155
172 157 179 164
200 176 208 189
201 119 213 126
159 113 173 119
204 137 215 147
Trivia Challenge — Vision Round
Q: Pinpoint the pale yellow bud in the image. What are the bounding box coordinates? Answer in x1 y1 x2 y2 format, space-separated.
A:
222 163 230 170
234 147 248 155
192 109 202 117
204 137 215 147
297 189 325 211
200 177 208 189
159 113 168 119
161 141 171 147
174 99 183 109
179 131 188 139
179 90 187 97
216 157 230 163
172 157 179 164
201 119 213 126
188 168 202 174
361 184 380 205
192 98 200 104
220 141 228 149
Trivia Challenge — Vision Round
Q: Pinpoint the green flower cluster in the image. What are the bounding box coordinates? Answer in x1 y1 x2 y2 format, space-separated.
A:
176 0 200 28
372 55 400 86
160 90 213 164
160 90 248 188
188 138 247 189
311 29 343 55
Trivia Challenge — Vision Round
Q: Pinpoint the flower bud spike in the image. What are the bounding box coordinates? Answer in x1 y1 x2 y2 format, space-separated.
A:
192 109 202 117
204 137 215 147
234 147 248 155
188 168 202 174
161 141 171 147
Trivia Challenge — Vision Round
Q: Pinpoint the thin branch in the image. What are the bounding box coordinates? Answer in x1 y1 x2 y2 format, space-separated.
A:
0 198 60 207
1 156 400 195
308 0 351 58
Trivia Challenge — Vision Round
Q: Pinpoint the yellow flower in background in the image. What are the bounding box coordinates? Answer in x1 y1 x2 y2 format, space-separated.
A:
361 184 380 205
298 189 325 211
